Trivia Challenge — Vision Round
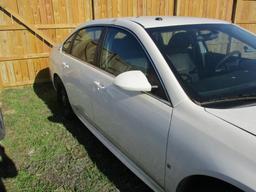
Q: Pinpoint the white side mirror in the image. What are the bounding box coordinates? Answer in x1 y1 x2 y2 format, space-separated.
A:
114 71 152 92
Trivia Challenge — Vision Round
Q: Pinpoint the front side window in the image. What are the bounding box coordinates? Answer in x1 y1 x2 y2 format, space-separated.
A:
100 28 150 75
148 24 256 106
70 27 103 65
100 27 168 101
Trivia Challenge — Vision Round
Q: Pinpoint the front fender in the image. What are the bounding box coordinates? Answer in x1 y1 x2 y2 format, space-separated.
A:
165 100 256 192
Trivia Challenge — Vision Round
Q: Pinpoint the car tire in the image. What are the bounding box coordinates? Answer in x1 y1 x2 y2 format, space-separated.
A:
56 83 74 119
187 183 242 192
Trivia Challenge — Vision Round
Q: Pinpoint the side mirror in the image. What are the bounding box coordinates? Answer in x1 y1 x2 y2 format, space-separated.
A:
114 71 152 92
244 46 255 53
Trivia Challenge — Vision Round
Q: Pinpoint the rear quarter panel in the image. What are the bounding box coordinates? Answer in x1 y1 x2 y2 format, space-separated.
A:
49 45 63 87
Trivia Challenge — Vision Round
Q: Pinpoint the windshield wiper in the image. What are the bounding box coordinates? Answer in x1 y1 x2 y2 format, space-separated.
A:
200 96 256 107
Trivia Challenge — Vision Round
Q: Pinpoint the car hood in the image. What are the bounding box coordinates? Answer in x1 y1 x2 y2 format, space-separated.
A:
205 105 256 136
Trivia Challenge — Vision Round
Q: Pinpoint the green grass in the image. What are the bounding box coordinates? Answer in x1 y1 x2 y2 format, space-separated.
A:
0 83 151 192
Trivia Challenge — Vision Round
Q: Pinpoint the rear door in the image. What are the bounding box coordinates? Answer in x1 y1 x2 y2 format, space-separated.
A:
57 32 77 106
61 27 104 121
91 27 173 187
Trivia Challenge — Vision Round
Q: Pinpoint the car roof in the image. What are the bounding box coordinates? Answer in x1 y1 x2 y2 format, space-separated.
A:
85 16 229 29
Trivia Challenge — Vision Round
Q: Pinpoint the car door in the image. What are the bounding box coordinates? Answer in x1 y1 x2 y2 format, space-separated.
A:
90 27 173 187
61 27 104 121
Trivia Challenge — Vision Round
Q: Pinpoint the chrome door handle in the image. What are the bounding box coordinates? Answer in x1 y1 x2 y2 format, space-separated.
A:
93 81 105 90
62 62 69 69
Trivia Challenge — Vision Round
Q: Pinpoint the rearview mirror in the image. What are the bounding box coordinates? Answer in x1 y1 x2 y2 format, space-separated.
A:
114 71 152 92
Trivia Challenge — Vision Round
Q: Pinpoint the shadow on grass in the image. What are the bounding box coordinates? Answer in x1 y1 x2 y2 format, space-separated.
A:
0 145 18 192
33 70 152 191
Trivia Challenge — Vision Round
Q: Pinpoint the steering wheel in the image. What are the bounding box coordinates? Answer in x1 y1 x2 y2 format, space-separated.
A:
215 50 241 72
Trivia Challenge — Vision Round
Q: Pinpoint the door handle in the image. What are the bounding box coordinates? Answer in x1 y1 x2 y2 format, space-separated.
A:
62 62 69 69
93 81 105 90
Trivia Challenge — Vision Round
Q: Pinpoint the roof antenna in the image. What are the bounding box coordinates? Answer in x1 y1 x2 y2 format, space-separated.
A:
155 17 163 21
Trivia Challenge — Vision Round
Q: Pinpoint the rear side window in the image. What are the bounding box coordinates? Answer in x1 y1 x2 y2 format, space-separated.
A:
62 33 76 54
70 27 103 65
100 27 168 101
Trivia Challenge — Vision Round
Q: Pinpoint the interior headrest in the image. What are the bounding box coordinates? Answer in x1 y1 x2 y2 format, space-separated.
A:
167 32 193 53
111 36 142 58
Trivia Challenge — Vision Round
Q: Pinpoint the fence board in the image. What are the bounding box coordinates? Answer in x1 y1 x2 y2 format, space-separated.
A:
0 0 92 88
235 0 256 24
93 0 174 18
235 0 256 33
176 0 234 21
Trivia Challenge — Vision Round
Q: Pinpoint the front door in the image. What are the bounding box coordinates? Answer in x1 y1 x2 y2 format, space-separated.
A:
91 27 172 187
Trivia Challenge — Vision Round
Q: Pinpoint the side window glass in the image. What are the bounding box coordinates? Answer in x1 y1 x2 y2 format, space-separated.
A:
100 29 149 75
203 30 256 59
100 28 168 101
230 38 256 59
203 31 229 54
71 27 103 65
62 33 76 54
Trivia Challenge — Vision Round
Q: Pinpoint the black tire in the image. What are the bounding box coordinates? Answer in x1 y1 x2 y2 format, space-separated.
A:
187 182 243 192
56 83 74 119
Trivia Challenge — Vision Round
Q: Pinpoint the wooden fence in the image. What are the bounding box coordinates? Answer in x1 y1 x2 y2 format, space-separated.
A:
0 0 255 88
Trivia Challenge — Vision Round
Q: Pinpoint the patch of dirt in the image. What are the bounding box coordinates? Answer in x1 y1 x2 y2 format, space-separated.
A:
24 154 88 191
3 109 16 115
0 101 15 115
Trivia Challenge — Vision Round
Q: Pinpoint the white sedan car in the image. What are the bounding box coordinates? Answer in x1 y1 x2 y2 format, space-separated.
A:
49 16 256 192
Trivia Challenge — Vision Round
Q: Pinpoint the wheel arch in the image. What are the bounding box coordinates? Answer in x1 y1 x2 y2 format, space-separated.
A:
176 174 244 192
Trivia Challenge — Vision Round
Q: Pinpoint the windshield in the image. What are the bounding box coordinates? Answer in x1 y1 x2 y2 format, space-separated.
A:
147 24 256 105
